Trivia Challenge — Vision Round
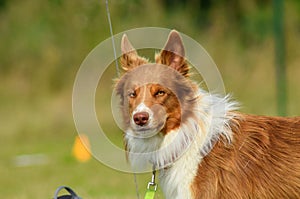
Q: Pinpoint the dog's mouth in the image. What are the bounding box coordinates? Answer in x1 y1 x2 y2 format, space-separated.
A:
130 119 166 138
130 112 165 138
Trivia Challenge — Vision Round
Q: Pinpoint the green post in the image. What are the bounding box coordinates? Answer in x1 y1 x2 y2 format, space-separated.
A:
273 0 287 116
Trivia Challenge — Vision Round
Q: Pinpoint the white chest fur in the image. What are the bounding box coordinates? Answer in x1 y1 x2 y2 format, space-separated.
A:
158 134 203 199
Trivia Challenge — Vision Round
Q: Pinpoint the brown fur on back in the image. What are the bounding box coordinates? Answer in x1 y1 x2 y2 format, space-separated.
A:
192 113 300 199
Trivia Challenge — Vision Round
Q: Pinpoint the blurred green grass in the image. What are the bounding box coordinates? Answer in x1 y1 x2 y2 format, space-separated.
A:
0 0 299 198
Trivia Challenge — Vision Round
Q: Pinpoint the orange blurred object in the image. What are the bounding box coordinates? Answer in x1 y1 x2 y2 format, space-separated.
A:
72 134 91 162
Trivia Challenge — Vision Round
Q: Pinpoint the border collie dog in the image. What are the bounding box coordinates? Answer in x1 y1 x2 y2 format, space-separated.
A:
115 30 300 199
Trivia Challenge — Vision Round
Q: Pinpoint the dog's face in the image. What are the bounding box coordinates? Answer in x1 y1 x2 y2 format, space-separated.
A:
115 31 197 138
127 82 179 136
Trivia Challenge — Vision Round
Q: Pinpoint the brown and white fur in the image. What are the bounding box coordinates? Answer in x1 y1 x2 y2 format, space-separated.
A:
115 30 300 199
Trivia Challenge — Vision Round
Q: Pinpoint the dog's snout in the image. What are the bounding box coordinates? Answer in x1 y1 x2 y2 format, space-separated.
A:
133 112 149 126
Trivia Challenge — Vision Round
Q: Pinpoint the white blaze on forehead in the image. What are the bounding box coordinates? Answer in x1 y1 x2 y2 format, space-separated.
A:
133 103 151 115
132 85 149 114
141 85 147 103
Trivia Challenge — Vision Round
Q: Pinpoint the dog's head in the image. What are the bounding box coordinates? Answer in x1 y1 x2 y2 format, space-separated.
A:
115 30 198 139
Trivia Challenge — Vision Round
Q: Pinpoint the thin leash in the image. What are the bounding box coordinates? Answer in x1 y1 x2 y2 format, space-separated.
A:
133 170 141 199
104 1 140 199
105 0 120 77
104 1 158 198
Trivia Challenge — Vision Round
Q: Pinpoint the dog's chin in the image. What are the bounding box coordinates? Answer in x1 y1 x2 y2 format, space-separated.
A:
130 123 165 138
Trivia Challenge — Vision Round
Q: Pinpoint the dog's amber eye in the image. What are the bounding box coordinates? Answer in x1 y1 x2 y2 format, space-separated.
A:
155 90 165 97
128 91 136 98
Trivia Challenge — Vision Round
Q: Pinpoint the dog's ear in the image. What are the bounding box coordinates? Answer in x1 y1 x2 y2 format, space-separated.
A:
120 34 148 71
156 30 189 77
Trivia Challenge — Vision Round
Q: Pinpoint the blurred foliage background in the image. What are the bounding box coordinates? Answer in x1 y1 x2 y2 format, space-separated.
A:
0 0 299 198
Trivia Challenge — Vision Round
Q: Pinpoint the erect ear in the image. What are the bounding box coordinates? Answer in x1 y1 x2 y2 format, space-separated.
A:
156 30 189 77
120 34 148 71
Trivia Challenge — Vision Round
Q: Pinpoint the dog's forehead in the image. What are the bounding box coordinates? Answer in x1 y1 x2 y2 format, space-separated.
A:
124 64 181 88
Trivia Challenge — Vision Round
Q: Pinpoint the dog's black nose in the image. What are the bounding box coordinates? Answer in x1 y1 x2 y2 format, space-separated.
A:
133 112 149 126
